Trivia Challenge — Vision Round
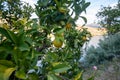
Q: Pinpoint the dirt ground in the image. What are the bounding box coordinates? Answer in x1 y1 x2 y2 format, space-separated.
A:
83 59 120 80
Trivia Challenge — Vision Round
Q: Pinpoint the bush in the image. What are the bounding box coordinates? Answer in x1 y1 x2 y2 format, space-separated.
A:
83 33 120 66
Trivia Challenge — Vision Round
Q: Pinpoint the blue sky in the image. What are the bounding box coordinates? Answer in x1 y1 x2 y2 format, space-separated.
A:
76 0 118 25
21 0 118 25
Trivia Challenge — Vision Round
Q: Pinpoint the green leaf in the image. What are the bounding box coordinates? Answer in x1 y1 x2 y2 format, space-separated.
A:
0 27 11 41
47 73 60 80
74 71 83 80
56 28 65 35
82 2 90 13
53 27 63 33
15 69 26 79
0 27 17 44
17 33 30 51
43 0 49 6
0 65 8 72
54 0 60 7
79 16 87 26
25 37 33 46
6 30 18 44
0 60 15 67
44 52 59 63
19 43 30 51
0 47 11 52
19 18 27 25
52 62 71 73
4 68 16 80
28 73 39 80
0 65 16 80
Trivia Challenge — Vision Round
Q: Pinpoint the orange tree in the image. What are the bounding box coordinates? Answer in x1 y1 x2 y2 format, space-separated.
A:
0 0 92 80
35 0 91 79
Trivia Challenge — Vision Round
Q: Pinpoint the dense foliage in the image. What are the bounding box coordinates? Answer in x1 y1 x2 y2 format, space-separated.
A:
96 1 120 34
83 33 120 66
0 0 93 80
0 0 33 25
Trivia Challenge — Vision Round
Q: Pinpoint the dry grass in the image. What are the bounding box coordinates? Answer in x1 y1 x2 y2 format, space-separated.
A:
83 59 120 80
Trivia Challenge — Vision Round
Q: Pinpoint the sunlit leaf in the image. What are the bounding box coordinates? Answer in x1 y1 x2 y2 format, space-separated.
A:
0 65 15 80
74 70 83 80
0 27 17 44
52 62 71 73
4 68 16 80
47 73 60 80
0 27 11 41
15 69 26 79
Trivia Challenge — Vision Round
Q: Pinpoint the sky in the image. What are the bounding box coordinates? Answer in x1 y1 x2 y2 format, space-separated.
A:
21 0 118 25
76 0 118 25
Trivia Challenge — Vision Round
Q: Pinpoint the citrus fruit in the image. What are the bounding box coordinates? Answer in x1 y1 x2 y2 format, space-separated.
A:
82 36 87 41
65 23 71 30
53 38 63 48
59 7 67 13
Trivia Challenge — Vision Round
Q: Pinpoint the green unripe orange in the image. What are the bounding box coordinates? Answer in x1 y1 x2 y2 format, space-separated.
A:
53 38 63 48
82 36 87 41
59 7 67 13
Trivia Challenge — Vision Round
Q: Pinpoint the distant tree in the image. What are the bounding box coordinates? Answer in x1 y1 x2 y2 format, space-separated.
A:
96 1 120 34
0 0 33 26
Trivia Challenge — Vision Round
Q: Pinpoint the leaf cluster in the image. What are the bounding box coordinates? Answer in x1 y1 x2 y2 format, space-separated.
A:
0 0 93 80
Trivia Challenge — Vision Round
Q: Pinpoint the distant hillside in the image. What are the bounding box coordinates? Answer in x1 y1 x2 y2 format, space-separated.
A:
76 25 107 36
